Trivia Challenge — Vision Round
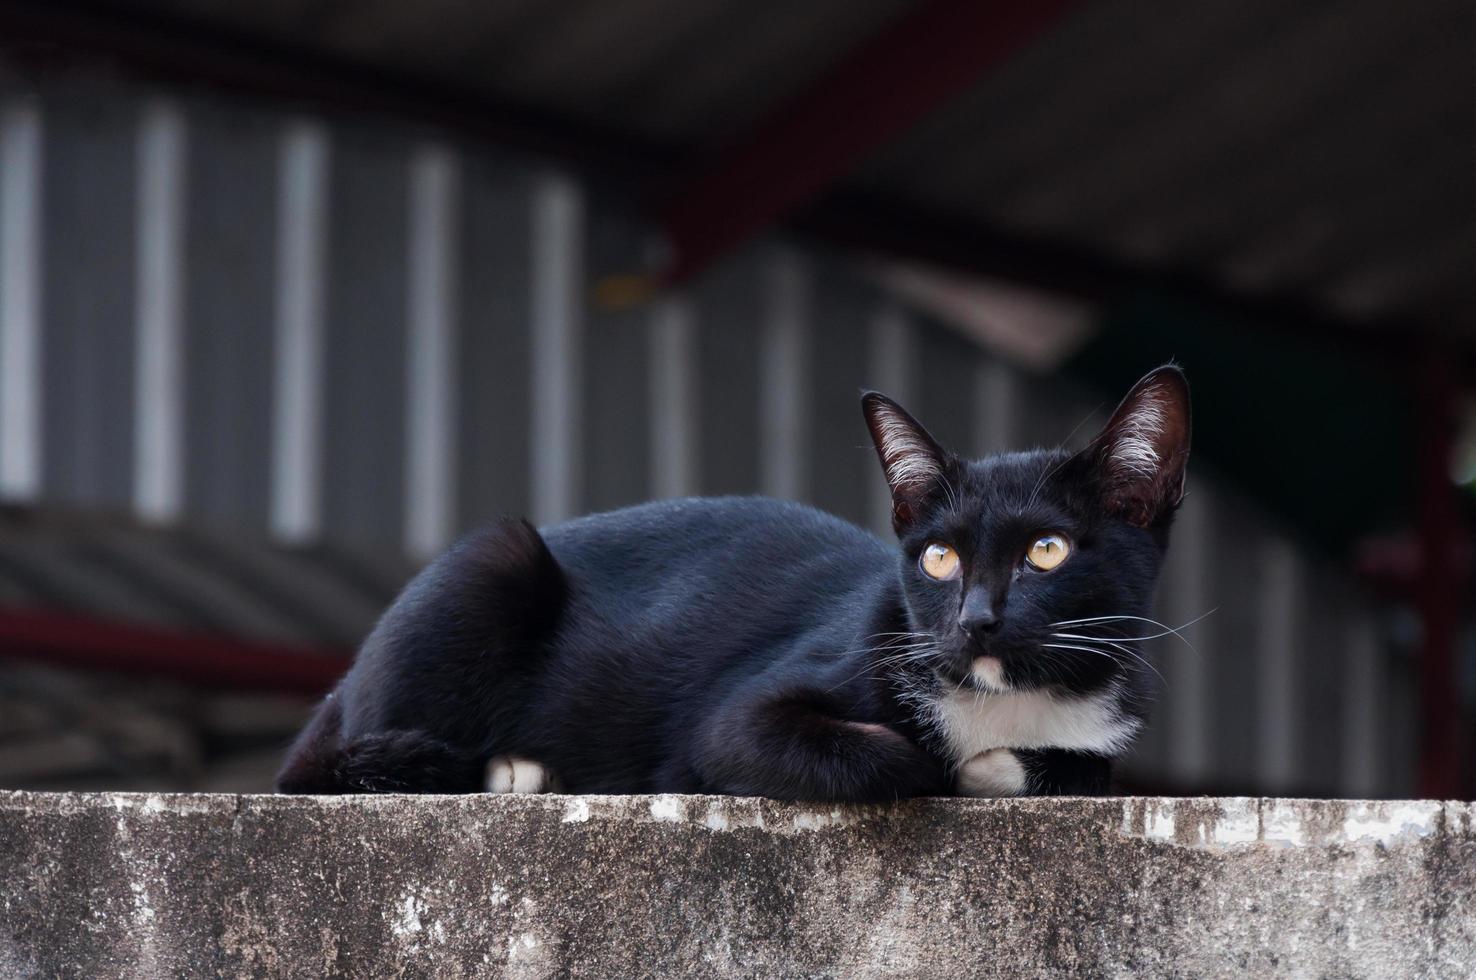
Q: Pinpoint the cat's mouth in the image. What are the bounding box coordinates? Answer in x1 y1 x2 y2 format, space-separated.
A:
970 655 1008 691
934 654 1012 693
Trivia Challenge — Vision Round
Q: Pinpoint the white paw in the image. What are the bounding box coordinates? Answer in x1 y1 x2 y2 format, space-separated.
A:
956 748 1027 797
485 755 557 794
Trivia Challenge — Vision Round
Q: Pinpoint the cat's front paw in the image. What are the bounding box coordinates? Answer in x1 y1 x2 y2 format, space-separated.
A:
956 748 1027 797
484 755 559 794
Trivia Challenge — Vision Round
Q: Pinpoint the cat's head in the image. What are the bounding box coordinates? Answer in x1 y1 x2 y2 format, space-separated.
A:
861 365 1190 699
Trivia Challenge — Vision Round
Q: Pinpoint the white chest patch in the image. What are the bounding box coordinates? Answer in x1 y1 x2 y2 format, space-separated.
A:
932 686 1139 763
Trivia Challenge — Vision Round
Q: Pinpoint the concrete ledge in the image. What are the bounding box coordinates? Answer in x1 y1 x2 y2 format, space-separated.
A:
1 792 1471 978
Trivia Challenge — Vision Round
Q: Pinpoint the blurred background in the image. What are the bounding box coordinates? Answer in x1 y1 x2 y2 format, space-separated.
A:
0 0 1471 798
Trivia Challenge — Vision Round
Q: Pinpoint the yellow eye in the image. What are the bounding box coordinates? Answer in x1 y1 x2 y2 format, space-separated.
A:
1026 533 1071 572
920 542 961 581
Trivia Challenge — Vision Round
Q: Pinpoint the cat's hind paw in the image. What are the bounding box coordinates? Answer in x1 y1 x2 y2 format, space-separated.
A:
956 748 1027 797
484 755 559 794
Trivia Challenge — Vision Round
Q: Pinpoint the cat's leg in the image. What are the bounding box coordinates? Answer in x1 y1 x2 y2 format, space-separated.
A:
692 685 948 802
1014 748 1113 795
956 748 1028 797
277 518 565 796
484 755 561 794
956 748 1112 796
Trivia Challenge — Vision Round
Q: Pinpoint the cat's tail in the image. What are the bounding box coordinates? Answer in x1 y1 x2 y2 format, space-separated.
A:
274 694 484 793
275 517 567 794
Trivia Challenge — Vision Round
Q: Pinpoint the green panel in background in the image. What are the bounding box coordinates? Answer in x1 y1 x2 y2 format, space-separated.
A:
1064 293 1416 555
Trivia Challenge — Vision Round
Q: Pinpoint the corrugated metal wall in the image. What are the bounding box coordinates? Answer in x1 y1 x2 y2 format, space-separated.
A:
0 76 1414 796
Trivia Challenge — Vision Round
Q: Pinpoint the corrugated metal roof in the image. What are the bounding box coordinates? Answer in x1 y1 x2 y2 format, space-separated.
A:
858 0 1474 331
0 505 407 650
67 0 1474 336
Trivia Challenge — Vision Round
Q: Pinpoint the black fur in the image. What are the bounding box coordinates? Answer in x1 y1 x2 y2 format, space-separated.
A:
278 366 1190 801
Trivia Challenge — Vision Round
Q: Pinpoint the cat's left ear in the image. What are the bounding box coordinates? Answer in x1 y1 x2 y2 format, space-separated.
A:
861 392 954 531
1077 365 1191 528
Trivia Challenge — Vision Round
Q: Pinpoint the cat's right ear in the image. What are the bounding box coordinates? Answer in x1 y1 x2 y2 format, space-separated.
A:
861 392 952 530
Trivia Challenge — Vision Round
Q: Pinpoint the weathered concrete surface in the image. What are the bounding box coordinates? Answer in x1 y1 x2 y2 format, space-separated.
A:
0 793 1470 979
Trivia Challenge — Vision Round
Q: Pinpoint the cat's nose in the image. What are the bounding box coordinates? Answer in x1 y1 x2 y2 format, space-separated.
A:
958 589 1002 636
958 610 1000 636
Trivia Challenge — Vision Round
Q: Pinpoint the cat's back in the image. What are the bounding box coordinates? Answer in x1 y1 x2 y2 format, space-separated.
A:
541 496 894 602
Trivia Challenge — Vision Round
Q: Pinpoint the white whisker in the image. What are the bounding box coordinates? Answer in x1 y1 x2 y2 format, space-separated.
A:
1052 629 1183 644
823 637 940 692
1046 610 1216 653
1042 641 1167 688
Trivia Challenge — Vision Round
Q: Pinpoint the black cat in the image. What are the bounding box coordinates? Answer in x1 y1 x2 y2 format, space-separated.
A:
277 365 1190 800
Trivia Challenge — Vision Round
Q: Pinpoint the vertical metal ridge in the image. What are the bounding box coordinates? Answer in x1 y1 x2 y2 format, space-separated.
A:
973 358 1018 457
649 292 697 499
1257 532 1301 791
405 143 460 558
529 173 583 526
1165 485 1213 785
270 120 330 543
1342 610 1381 797
866 304 912 533
0 101 43 501
134 99 188 523
759 247 809 502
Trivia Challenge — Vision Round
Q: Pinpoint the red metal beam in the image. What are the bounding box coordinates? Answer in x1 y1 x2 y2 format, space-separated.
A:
0 607 350 695
655 0 1087 286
